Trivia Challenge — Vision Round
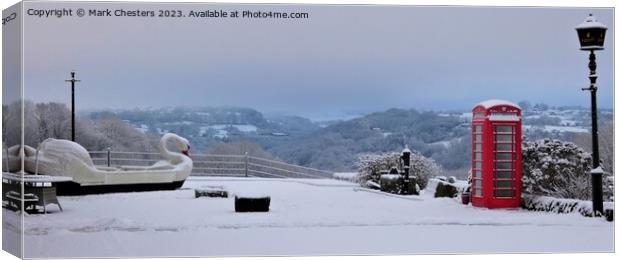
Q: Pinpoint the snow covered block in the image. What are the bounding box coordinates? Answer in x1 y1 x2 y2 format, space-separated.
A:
379 174 402 193
434 182 458 198
234 194 271 212
194 186 228 198
605 209 613 222
379 174 418 195
427 177 467 198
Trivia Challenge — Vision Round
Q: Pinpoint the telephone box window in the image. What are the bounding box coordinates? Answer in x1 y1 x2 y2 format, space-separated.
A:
495 134 513 142
495 153 512 160
495 125 514 133
494 171 512 179
494 162 513 169
495 143 513 152
494 190 515 198
471 123 484 198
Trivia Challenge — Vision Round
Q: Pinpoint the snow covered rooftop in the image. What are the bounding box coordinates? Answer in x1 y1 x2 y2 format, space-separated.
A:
475 99 520 109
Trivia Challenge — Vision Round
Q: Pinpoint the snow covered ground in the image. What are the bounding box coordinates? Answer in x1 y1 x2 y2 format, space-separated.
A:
198 124 258 138
333 172 359 182
4 177 613 258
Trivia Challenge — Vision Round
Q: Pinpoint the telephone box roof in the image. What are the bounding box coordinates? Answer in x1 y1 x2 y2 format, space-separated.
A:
475 99 520 110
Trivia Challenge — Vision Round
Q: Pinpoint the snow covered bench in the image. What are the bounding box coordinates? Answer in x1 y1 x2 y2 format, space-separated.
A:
5 188 63 213
195 186 228 198
5 191 39 211
2 173 68 213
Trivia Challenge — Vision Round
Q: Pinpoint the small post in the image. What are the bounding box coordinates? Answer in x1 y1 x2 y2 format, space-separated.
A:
244 152 249 177
107 147 111 167
401 146 411 194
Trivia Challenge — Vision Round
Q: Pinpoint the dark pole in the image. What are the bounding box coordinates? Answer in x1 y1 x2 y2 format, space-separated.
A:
65 71 81 142
582 50 603 216
402 148 411 194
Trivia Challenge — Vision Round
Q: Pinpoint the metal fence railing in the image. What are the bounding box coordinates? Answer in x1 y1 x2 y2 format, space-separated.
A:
88 150 333 179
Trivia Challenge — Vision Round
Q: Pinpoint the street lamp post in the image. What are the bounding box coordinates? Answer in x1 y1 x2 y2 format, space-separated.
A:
65 71 81 142
575 14 607 216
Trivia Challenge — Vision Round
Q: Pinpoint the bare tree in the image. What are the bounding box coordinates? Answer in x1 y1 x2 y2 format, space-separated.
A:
572 122 613 175
93 115 157 152
9 101 158 154
2 102 22 147
208 140 278 160
23 101 42 147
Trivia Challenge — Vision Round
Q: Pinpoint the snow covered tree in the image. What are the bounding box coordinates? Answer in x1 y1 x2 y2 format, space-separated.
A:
409 152 442 189
357 152 400 185
521 138 613 201
357 150 441 189
603 175 614 202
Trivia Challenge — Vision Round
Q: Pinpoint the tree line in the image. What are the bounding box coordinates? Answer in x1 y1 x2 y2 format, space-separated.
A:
3 101 158 153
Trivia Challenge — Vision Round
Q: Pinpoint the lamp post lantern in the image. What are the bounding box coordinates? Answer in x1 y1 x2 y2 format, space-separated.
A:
65 70 81 142
575 14 607 216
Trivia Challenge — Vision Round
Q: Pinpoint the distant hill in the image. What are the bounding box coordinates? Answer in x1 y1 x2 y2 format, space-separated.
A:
266 108 470 171
83 105 612 173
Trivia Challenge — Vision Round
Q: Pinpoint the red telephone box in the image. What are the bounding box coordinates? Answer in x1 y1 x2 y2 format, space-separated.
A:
471 100 522 208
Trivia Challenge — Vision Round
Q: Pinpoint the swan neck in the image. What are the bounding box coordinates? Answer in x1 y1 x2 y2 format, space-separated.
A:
159 134 184 162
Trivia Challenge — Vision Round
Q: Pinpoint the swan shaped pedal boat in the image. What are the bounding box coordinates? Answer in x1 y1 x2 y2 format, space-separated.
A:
20 133 193 195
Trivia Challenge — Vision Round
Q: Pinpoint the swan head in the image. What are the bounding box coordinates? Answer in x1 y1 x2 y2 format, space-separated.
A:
182 145 191 157
174 134 192 157
161 133 192 158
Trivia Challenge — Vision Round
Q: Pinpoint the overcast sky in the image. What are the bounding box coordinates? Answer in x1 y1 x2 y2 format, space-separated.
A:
16 2 614 119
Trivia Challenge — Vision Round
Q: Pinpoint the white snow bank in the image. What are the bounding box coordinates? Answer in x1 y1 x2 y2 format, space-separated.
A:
11 177 613 258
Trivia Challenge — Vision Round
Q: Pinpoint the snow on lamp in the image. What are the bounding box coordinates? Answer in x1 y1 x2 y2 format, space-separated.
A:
575 14 607 50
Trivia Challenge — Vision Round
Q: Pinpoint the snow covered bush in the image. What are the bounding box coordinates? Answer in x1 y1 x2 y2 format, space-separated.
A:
357 151 441 189
521 194 614 219
357 152 400 184
603 175 614 202
521 138 614 201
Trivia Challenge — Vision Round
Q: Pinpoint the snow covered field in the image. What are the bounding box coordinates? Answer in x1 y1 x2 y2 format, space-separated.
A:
4 177 614 258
